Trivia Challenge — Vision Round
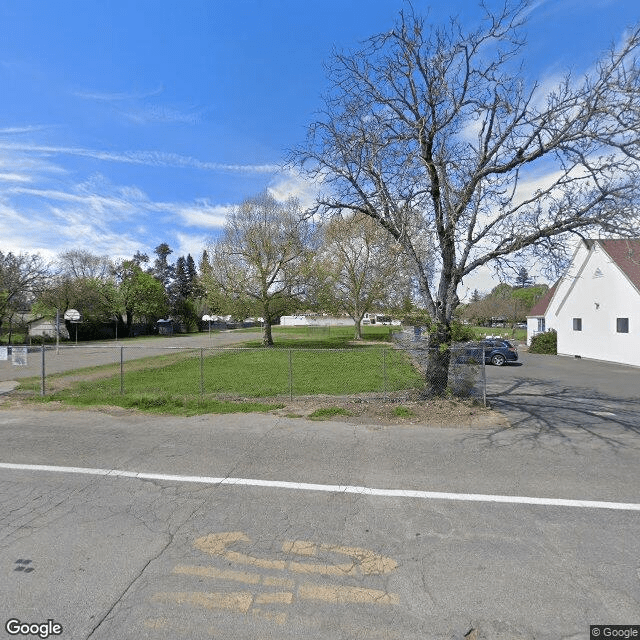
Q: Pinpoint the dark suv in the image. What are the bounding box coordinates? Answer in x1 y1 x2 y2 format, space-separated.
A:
457 339 518 366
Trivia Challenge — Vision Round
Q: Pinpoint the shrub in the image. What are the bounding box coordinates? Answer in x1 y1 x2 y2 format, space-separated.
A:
529 329 557 354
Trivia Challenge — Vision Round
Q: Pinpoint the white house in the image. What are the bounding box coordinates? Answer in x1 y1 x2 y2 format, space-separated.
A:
526 239 640 367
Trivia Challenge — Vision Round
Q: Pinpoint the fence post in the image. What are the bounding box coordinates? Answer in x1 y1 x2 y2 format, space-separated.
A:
41 343 45 396
120 346 124 395
382 348 387 401
288 349 293 401
200 348 204 396
482 346 487 407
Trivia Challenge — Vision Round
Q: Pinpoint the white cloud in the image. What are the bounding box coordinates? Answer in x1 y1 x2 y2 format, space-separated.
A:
0 141 281 174
268 168 321 209
72 86 164 101
175 231 209 260
0 172 31 182
121 104 203 125
0 125 51 135
173 202 232 229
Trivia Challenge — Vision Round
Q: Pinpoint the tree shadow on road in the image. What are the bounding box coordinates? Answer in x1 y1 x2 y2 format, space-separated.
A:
468 377 640 451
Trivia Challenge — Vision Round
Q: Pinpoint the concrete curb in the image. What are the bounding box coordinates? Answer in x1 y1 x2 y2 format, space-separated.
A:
0 381 19 394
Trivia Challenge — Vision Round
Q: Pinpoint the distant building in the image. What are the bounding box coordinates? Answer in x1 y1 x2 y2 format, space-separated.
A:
28 316 70 340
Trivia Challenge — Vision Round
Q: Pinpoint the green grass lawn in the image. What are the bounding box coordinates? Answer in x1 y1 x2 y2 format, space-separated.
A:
245 324 396 348
20 325 422 415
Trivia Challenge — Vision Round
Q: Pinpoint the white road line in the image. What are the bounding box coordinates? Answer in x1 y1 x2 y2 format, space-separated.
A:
1 462 639 512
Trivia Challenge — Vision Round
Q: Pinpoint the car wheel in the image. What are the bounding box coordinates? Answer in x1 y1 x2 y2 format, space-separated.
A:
491 354 506 366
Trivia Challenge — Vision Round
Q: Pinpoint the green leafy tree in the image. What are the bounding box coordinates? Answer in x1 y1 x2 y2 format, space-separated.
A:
514 267 532 289
318 213 406 339
0 251 49 342
115 260 169 335
152 243 174 292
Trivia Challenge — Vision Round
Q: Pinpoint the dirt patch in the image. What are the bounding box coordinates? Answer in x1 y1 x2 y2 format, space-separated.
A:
0 387 508 429
270 391 508 429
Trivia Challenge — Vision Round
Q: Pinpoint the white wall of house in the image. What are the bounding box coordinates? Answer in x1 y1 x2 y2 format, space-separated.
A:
525 316 546 345
553 243 640 367
526 242 590 345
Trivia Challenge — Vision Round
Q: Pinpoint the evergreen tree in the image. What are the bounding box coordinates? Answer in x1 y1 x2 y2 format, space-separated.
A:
174 256 191 300
152 243 174 291
186 254 197 289
515 267 532 288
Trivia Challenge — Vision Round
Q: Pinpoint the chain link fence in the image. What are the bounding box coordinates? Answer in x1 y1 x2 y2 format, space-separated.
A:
392 330 487 404
1 339 487 404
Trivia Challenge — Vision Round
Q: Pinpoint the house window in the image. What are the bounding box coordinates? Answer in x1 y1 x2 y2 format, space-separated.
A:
537 318 545 332
572 318 582 331
616 318 629 333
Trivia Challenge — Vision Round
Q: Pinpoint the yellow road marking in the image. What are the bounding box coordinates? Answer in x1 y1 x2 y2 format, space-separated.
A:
152 591 253 613
316 543 398 575
251 609 287 625
194 533 397 576
173 564 295 588
224 550 287 571
173 564 260 584
298 583 400 605
262 575 295 588
155 532 400 630
254 592 294 605
282 540 316 556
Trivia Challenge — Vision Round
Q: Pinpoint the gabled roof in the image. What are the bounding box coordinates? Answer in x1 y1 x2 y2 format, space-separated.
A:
598 239 640 292
528 280 559 317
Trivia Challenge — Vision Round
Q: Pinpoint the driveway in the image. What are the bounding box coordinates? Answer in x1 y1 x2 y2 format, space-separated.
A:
484 351 640 445
0 331 262 382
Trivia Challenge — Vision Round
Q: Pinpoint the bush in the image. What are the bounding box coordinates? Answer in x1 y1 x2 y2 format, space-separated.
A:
529 329 557 354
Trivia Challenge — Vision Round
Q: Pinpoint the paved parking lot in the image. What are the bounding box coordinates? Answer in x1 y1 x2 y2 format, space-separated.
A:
484 351 640 444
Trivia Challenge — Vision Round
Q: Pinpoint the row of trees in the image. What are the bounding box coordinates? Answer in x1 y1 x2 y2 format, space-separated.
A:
0 245 205 342
0 194 417 344
202 192 414 345
459 280 548 327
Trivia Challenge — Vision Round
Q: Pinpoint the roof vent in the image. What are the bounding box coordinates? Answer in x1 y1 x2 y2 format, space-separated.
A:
593 268 604 278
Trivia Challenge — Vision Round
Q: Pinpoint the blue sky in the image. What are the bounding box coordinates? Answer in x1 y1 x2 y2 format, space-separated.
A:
1 0 639 292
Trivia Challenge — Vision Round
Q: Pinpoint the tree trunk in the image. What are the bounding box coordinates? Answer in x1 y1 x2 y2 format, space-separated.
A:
125 309 133 337
426 322 452 396
262 318 274 346
354 318 363 340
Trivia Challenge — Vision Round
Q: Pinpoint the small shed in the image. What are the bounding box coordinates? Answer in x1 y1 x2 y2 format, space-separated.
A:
156 319 174 336
28 316 70 340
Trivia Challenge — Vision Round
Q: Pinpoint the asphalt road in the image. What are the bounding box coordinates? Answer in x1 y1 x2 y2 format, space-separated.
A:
0 403 638 640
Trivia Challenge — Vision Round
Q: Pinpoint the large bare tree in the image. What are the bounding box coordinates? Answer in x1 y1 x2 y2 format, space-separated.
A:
206 192 314 346
293 2 640 393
